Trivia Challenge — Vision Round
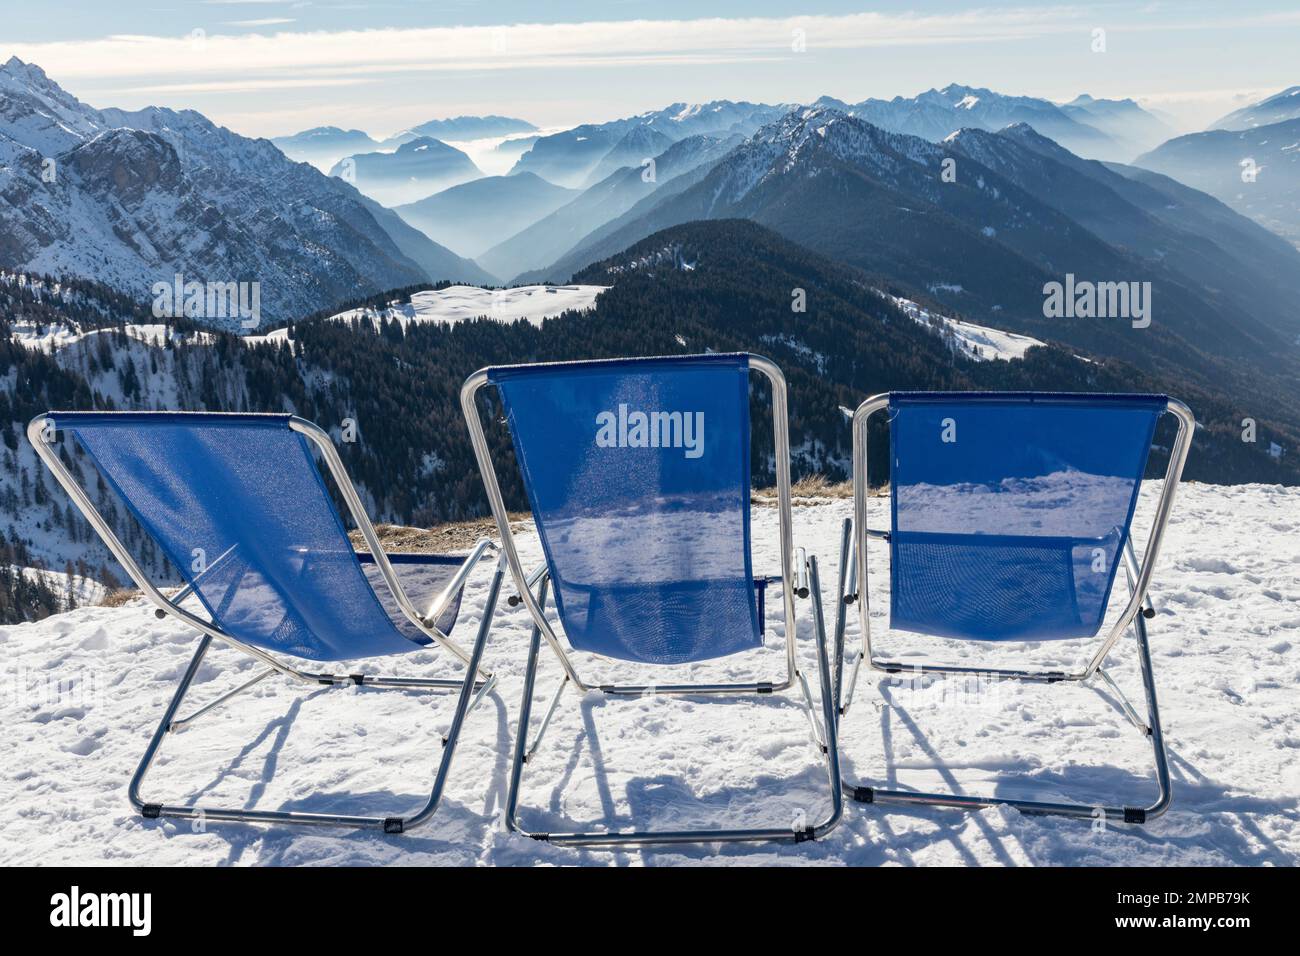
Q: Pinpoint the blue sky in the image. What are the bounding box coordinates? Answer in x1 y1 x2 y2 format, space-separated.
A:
4 2 1297 137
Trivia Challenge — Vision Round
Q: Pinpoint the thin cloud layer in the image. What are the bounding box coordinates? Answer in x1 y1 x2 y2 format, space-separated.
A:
6 9 1090 85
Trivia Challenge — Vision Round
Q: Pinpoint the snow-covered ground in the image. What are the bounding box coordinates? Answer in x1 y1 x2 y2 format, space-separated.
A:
249 285 607 344
885 293 1045 362
9 320 215 353
1 482 1296 866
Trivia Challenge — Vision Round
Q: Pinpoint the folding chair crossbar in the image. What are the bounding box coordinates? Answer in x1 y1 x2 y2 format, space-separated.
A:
463 354 842 846
28 412 505 833
834 392 1194 825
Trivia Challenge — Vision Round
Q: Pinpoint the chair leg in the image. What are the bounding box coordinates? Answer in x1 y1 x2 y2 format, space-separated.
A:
842 610 1172 826
128 560 507 833
505 558 843 848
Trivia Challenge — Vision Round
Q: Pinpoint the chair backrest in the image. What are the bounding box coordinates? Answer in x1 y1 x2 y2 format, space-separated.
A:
52 412 434 662
487 354 761 664
887 392 1166 642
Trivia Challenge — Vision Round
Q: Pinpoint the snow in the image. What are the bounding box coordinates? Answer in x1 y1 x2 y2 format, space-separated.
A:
248 285 607 343
6 565 106 608
886 292 1045 361
1 482 1296 866
9 320 214 353
10 287 608 356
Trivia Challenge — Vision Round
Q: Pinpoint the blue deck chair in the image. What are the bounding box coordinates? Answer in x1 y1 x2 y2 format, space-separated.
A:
833 392 1195 824
28 411 506 833
461 353 842 847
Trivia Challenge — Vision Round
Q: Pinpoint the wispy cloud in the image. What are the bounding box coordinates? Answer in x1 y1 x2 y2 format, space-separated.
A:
224 18 296 27
5 4 1293 135
4 9 1096 84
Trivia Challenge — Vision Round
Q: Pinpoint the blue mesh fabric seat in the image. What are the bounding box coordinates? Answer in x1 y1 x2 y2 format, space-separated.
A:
489 354 761 664
887 393 1166 642
31 409 505 834
53 412 460 661
34 411 501 837
836 389 1194 825
465 352 843 847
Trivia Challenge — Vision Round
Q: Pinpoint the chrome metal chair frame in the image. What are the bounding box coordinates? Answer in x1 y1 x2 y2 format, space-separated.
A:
29 412 504 834
833 393 1196 824
461 355 842 846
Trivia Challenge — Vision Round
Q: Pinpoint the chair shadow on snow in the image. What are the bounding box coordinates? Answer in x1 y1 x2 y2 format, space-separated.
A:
128 650 1295 864
514 686 839 862
830 676 1295 866
135 682 515 864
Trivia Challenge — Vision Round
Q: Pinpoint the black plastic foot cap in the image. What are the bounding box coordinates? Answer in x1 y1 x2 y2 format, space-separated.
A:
852 786 875 803
794 827 815 843
1123 807 1147 824
141 804 162 819
383 817 405 834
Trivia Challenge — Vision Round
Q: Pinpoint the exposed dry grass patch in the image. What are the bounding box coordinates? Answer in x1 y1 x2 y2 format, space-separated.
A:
349 515 530 554
753 474 882 505
99 588 142 608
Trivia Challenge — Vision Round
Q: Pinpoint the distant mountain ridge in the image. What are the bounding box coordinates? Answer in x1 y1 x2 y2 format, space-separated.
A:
508 100 787 187
383 115 536 147
394 172 579 258
480 132 743 281
270 126 381 169
505 86 1167 198
1135 116 1300 248
1211 86 1300 130
328 136 483 207
811 84 1171 160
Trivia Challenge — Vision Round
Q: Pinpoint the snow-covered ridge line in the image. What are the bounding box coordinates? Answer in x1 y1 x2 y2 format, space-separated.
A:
880 290 1045 362
8 321 214 353
247 284 608 343
9 284 606 351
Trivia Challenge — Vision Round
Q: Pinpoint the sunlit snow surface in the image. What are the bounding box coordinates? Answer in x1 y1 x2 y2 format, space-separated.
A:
1 483 1296 865
9 321 214 353
248 285 608 344
886 293 1045 362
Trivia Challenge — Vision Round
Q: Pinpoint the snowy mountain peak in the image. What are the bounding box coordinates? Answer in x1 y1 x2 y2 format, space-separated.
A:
1211 84 1300 130
1 55 51 85
397 135 454 154
707 107 945 207
0 60 486 327
293 126 365 139
925 83 989 106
